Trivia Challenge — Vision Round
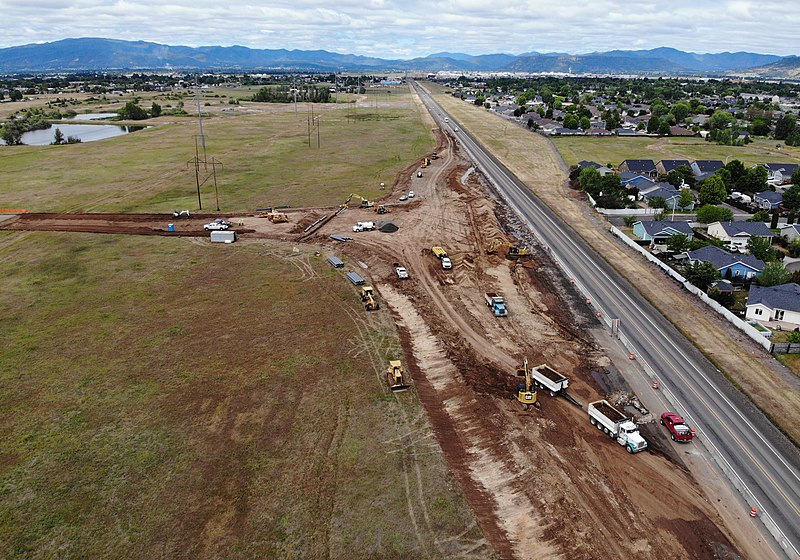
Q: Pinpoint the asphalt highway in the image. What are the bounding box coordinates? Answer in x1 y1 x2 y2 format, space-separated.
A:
413 83 800 557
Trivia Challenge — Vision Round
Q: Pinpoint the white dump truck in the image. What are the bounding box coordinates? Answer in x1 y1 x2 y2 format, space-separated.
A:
531 364 569 396
588 400 648 454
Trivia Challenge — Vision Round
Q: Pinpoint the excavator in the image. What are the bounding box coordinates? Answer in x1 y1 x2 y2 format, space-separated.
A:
387 360 410 392
486 238 531 260
360 286 380 311
515 357 540 410
342 193 374 209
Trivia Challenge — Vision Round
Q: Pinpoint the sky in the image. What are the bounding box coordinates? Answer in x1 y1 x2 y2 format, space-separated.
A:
1 0 798 58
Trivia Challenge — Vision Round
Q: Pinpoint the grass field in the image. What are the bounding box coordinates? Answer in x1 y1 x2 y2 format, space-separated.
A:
552 135 800 168
0 233 481 558
0 91 431 213
0 89 486 558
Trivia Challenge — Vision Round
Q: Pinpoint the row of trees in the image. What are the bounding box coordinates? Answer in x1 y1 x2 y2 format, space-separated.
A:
251 85 331 104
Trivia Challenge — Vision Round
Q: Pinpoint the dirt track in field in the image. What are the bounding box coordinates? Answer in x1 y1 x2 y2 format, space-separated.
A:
1 111 750 560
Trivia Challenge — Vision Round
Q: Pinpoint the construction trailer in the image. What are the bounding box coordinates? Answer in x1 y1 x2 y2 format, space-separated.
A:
210 230 236 244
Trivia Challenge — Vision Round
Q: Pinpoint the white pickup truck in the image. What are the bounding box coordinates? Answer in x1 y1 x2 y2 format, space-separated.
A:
394 265 409 279
588 400 648 454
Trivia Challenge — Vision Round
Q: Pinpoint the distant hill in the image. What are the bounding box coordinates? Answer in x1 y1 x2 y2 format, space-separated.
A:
730 56 800 79
0 38 788 75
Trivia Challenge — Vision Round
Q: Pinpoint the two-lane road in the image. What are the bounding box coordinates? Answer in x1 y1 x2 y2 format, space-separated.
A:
413 83 800 558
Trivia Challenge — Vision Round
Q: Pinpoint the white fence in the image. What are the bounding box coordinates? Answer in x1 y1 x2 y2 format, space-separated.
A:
609 226 772 352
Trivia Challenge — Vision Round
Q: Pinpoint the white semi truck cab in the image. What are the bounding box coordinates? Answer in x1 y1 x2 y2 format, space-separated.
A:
588 400 648 454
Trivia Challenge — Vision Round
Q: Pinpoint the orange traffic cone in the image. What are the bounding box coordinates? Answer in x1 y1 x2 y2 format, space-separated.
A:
629 353 635 360
652 379 660 390
749 507 758 518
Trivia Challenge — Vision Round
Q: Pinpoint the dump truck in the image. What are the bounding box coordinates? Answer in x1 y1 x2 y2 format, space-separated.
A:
360 286 380 311
515 357 539 410
387 360 410 392
531 364 569 396
484 293 508 317
588 400 648 454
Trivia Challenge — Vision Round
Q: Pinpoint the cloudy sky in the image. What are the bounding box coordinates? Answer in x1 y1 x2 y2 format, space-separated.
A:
1 0 798 58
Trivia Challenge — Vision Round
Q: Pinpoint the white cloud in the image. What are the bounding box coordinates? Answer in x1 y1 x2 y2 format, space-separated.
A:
0 0 798 57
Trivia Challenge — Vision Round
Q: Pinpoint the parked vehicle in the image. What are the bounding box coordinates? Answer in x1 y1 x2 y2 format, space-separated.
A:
484 292 508 317
408 191 415 198
394 265 409 279
213 218 232 227
352 221 375 232
531 364 569 396
660 412 695 442
399 195 408 201
588 400 648 453
204 221 229 230
441 257 452 270
417 171 423 178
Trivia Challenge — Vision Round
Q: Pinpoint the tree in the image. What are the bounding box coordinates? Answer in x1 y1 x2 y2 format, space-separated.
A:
774 114 796 140
9 89 22 101
150 102 162 117
671 101 690 122
793 167 800 186
676 165 696 187
563 114 579 130
709 110 735 130
117 101 149 120
579 167 602 196
787 239 800 258
783 185 800 211
685 261 721 289
748 210 769 222
758 262 791 287
787 331 800 343
648 196 666 209
678 188 694 209
667 233 690 253
739 165 768 194
647 116 661 134
658 120 671 136
665 170 683 187
747 236 774 261
51 127 65 145
696 204 734 223
699 175 728 205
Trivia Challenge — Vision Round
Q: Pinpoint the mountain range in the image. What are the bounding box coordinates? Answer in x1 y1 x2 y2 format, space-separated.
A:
0 38 796 77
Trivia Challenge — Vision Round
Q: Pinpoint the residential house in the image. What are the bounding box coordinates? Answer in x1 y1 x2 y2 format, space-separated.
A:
586 127 615 136
710 279 735 293
656 160 691 175
686 245 764 280
640 185 694 210
745 283 800 328
782 224 800 243
578 161 614 176
619 159 657 178
690 160 725 181
552 127 582 136
707 221 774 253
669 126 695 137
754 190 783 210
619 173 654 187
763 163 799 186
632 220 694 250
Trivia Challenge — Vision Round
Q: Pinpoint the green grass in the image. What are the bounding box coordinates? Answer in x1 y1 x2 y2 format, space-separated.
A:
552 135 800 168
0 93 432 213
0 233 483 558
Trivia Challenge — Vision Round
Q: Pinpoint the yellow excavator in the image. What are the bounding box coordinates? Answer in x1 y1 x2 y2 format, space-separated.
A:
342 193 374 209
360 286 380 311
486 238 530 260
387 360 410 392
515 357 539 410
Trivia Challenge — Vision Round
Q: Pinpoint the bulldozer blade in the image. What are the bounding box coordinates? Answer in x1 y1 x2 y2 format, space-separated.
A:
389 383 410 393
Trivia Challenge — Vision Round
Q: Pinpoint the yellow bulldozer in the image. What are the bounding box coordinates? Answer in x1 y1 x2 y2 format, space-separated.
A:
387 360 410 392
375 204 389 214
515 357 540 410
342 193 374 209
360 286 380 311
257 208 289 223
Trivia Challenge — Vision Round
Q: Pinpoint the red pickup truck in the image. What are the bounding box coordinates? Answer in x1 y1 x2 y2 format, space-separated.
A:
660 411 695 443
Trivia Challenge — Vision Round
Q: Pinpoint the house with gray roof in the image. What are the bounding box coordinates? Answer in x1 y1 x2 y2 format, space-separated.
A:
656 160 691 175
782 224 800 243
745 283 800 328
691 160 724 181
763 163 798 186
707 221 774 253
686 245 764 280
578 161 614 176
754 190 783 210
632 220 694 250
619 159 657 178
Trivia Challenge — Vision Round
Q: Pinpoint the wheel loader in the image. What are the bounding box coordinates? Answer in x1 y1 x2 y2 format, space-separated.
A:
387 360 410 392
360 286 380 311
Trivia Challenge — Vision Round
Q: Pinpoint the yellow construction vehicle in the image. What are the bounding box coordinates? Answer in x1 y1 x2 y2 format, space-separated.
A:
486 238 511 254
375 204 389 214
507 245 530 259
515 357 539 410
422 157 430 168
257 208 289 223
342 193 375 209
360 286 380 311
387 360 410 392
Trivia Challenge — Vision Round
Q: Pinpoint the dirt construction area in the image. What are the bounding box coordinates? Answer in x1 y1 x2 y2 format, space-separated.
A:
0 124 756 559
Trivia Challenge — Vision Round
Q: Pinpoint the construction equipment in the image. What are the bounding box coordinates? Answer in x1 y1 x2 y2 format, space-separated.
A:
507 246 530 259
431 151 439 160
342 193 374 209
172 209 191 218
375 204 389 214
515 357 540 410
387 360 410 392
422 157 430 168
257 208 289 223
360 286 380 311
486 238 511 254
